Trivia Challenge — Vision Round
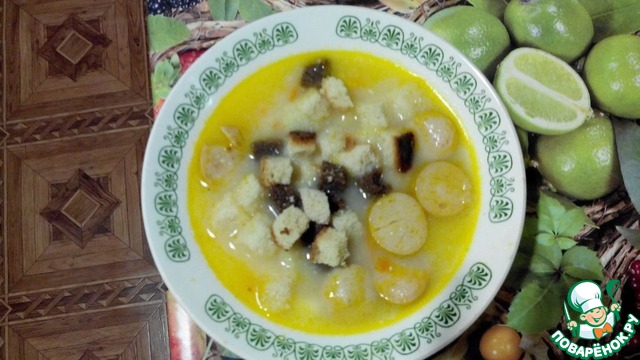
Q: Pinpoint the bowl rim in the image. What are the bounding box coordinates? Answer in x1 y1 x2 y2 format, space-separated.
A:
141 5 526 359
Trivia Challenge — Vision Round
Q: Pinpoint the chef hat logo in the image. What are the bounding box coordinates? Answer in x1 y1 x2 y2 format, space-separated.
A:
568 280 604 313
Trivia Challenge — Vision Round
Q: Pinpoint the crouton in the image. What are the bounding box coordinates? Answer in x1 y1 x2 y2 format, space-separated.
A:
260 156 293 186
284 89 330 128
332 209 363 240
356 169 390 197
260 272 296 312
335 144 379 177
318 161 348 193
383 83 429 122
301 59 329 88
310 227 350 267
320 77 353 109
201 145 238 181
287 131 317 155
235 213 277 256
233 174 262 211
299 188 331 224
272 206 310 250
294 160 319 187
268 185 301 213
356 102 388 129
300 222 326 246
251 139 283 159
211 194 249 237
317 132 346 159
395 131 415 173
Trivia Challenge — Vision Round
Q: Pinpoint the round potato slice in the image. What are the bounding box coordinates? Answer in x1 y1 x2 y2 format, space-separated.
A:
415 162 472 217
374 263 428 304
368 192 428 255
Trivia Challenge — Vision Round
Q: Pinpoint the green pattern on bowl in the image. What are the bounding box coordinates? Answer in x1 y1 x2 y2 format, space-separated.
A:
204 263 492 359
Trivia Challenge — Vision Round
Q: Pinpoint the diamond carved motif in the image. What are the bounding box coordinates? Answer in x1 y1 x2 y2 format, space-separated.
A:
40 170 120 248
38 14 112 81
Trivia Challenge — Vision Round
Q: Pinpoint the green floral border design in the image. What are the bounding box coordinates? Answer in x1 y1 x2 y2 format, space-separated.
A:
205 262 491 360
336 16 516 224
153 22 298 263
149 13 516 360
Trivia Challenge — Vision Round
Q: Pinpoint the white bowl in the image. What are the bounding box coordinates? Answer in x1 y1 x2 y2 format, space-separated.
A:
142 6 526 359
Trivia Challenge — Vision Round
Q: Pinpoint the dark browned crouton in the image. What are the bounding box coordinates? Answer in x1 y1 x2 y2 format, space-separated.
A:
300 222 327 246
251 139 283 159
395 131 415 173
318 161 348 193
326 191 346 213
356 169 390 197
268 185 301 213
288 131 317 154
301 59 329 88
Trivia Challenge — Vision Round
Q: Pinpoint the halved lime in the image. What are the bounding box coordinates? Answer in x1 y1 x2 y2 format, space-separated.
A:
494 48 592 135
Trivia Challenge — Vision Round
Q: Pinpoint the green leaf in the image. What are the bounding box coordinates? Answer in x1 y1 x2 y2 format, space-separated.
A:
537 191 593 244
467 0 508 18
613 119 640 214
147 15 191 52
556 236 578 250
530 242 562 275
238 0 274 21
560 273 582 298
151 58 181 103
209 0 239 20
617 226 640 248
507 281 564 334
561 246 604 281
579 0 640 42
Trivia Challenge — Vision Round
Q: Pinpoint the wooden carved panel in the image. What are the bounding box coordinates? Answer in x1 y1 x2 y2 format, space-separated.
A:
5 0 150 121
38 15 112 81
5 129 156 294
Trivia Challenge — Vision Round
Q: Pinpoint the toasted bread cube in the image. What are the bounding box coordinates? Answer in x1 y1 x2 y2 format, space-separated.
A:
383 83 429 122
310 227 350 267
260 156 293 186
233 174 263 211
288 131 317 155
211 194 249 237
299 188 331 224
335 144 379 177
317 132 346 159
272 206 310 250
284 89 330 128
260 272 296 312
356 102 388 129
332 209 363 240
252 139 283 159
236 213 277 256
320 77 353 109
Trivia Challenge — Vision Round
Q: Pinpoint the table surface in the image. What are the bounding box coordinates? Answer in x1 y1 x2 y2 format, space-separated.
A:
146 2 640 359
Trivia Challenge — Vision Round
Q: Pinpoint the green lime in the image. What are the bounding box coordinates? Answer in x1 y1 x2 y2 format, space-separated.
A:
494 47 592 135
423 6 510 78
504 0 594 63
535 115 622 200
584 34 640 119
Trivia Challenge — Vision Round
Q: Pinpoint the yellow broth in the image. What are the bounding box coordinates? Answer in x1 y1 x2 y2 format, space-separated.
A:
188 51 481 334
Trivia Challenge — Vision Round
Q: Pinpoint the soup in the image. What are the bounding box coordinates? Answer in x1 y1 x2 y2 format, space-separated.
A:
188 51 481 334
